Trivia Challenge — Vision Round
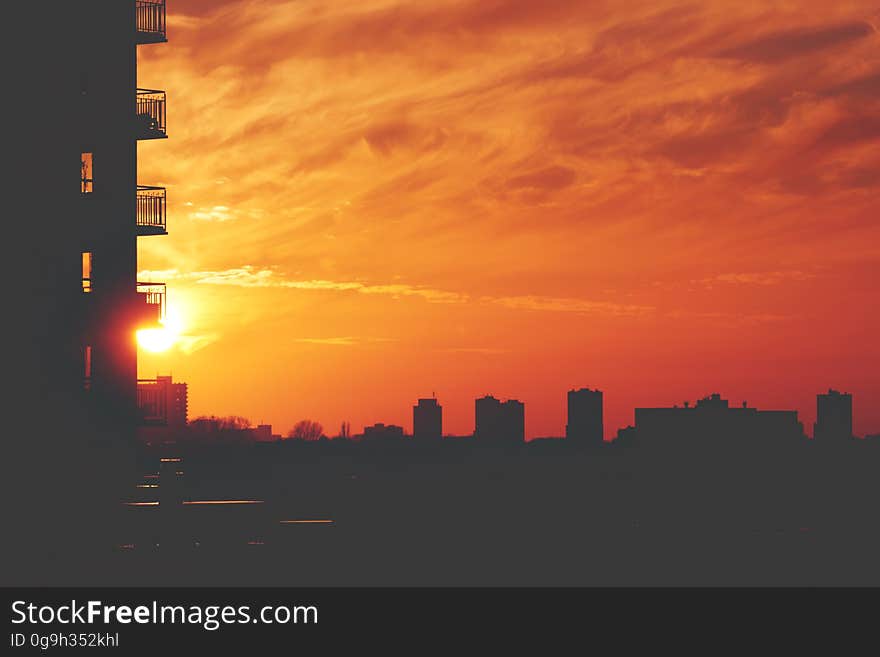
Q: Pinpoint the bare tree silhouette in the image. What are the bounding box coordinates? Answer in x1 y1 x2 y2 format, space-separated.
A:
189 415 252 431
287 420 325 441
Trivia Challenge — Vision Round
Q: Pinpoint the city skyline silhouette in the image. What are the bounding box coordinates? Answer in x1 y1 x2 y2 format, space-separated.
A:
137 377 874 442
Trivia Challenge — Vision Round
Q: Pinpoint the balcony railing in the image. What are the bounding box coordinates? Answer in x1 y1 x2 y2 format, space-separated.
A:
136 88 167 139
136 1 167 44
137 185 167 235
137 282 166 325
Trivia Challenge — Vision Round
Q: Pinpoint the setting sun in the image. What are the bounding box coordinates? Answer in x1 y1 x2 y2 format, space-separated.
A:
137 303 184 353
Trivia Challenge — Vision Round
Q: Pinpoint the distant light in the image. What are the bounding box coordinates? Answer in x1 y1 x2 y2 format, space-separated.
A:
182 500 264 505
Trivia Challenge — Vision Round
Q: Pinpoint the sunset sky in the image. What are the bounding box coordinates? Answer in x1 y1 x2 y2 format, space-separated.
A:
137 0 880 438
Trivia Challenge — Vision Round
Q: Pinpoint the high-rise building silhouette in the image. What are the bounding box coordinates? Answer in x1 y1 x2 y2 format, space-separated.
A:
20 1 170 442
413 397 443 440
504 400 526 442
137 375 188 428
83 1 169 437
474 395 525 443
27 3 170 433
814 389 853 442
475 396 500 440
566 388 604 444
12 0 171 570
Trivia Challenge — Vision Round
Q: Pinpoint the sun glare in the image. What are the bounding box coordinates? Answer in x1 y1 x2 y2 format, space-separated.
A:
137 303 184 353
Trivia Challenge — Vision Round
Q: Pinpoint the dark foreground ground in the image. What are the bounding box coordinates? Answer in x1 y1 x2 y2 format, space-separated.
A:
6 439 880 586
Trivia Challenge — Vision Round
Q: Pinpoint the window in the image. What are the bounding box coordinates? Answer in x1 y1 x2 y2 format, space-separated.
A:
81 152 94 195
82 251 92 293
83 345 92 391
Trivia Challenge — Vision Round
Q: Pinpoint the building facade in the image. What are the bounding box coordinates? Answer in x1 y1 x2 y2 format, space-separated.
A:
474 395 525 444
814 389 853 442
137 375 188 428
413 397 443 440
11 0 171 572
634 393 803 449
566 388 604 444
78 1 170 438
362 423 406 441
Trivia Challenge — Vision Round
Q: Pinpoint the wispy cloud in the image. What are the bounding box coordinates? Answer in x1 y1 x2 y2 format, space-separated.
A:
716 21 874 63
442 347 509 355
191 266 467 303
490 295 653 316
189 205 235 222
176 333 222 354
138 266 653 317
294 336 396 346
295 337 359 346
694 270 816 288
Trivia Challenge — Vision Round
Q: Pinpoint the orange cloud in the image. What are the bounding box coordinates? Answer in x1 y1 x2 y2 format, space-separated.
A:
137 1 880 438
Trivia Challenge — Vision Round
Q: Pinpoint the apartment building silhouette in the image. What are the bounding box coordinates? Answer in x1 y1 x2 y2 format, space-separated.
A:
73 1 170 438
566 388 604 444
11 1 173 569
814 389 854 442
413 397 443 440
475 395 525 444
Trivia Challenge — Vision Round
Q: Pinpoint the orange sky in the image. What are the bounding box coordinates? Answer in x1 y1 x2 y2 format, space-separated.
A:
137 0 880 438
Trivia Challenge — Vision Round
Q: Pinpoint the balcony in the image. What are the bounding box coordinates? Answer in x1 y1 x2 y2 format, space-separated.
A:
137 282 166 326
137 185 167 235
136 88 167 139
136 1 167 44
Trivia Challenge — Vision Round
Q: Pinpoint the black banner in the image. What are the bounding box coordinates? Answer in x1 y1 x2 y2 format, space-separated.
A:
1 588 872 651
